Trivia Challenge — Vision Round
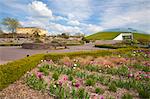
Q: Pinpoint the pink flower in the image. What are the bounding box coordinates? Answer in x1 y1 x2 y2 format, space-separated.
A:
128 73 133 78
36 72 43 79
58 80 63 86
99 95 104 99
93 95 97 99
62 75 68 81
75 82 80 88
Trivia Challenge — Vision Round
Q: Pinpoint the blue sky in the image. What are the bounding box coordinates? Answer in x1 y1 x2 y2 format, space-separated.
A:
0 0 150 35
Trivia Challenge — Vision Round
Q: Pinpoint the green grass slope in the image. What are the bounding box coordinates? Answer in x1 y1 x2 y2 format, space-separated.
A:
133 33 150 41
86 32 150 41
86 32 120 40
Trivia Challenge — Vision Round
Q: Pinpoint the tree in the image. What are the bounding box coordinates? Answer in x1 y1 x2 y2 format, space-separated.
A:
60 33 69 39
1 17 21 33
0 27 3 33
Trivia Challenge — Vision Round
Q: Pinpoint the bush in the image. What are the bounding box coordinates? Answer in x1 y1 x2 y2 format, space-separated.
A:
108 83 117 92
85 78 96 86
77 88 85 98
26 74 47 91
68 75 73 81
0 43 22 46
95 87 104 94
121 93 133 99
39 66 49 76
0 54 44 90
52 72 59 81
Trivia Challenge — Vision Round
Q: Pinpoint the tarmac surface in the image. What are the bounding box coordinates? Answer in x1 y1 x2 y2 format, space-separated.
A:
0 43 106 64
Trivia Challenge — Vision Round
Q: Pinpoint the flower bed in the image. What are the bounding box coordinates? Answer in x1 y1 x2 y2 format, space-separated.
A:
26 49 150 98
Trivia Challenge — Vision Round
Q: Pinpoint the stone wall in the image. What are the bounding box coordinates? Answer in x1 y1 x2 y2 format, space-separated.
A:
16 27 47 35
22 43 66 49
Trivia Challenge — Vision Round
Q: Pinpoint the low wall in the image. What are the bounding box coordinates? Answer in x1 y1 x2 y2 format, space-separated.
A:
95 40 122 45
22 43 66 49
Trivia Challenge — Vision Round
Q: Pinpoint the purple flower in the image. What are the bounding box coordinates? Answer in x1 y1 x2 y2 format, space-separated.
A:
36 72 43 79
99 95 104 99
58 80 63 86
62 75 68 81
128 73 133 78
75 82 80 88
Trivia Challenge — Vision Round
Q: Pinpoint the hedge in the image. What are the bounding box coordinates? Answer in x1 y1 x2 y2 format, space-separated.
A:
95 44 140 49
0 54 44 90
0 43 22 46
0 48 137 91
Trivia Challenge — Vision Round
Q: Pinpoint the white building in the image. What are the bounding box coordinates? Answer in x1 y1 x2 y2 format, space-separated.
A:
113 32 133 40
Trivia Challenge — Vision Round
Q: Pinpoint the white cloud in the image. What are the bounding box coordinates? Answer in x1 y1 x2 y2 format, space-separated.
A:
67 20 80 26
28 1 53 18
49 0 93 21
84 24 103 34
99 0 150 33
48 23 82 34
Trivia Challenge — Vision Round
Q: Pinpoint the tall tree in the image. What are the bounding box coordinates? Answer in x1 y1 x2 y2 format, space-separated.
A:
1 17 21 33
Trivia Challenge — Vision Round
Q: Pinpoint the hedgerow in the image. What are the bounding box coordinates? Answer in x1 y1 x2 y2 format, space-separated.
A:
0 54 44 90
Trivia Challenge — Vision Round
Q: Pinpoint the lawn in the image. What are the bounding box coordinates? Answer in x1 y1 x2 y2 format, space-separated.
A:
86 32 150 41
86 32 120 40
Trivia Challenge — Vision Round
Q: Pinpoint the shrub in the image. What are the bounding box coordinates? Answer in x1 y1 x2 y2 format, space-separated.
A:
77 88 85 98
39 66 49 76
117 66 129 76
52 72 59 81
68 75 73 81
85 78 96 86
108 83 117 92
0 54 44 90
121 93 133 99
95 87 104 94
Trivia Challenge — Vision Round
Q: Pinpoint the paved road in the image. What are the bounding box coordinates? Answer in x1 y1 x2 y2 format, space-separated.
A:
0 43 105 64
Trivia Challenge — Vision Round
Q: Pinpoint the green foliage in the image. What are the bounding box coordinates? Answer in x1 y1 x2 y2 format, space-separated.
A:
121 93 133 99
117 66 129 76
86 65 99 72
26 74 47 91
68 74 74 81
86 32 120 40
0 43 22 46
108 83 117 92
52 72 59 81
85 78 96 86
39 66 49 76
77 88 86 98
0 54 44 90
86 31 150 41
95 87 104 94
133 33 150 42
1 17 21 33
95 44 119 49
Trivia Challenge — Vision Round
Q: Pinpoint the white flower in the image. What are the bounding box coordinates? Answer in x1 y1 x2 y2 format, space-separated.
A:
53 85 56 88
74 64 77 67
41 60 43 62
73 67 76 69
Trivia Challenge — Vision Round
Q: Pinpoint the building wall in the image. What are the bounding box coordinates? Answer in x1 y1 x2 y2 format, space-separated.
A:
16 27 47 35
113 33 133 40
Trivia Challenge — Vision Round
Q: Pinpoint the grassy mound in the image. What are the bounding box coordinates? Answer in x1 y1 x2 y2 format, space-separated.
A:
86 32 150 41
86 32 120 40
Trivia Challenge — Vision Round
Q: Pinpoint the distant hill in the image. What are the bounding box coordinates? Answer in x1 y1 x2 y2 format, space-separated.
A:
86 32 150 41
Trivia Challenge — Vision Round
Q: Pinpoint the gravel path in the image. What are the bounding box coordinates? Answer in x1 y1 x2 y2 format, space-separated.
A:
0 78 53 99
0 43 105 64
